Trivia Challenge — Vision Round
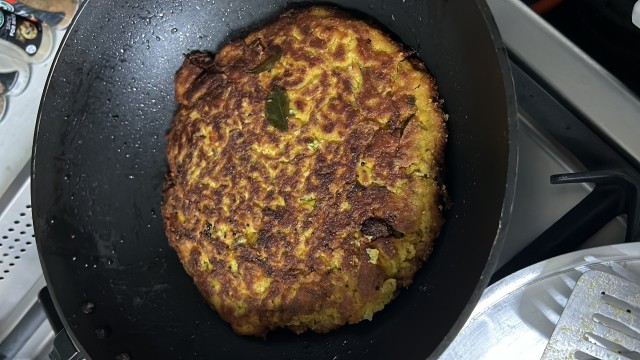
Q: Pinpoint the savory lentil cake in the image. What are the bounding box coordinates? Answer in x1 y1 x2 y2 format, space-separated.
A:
162 6 447 337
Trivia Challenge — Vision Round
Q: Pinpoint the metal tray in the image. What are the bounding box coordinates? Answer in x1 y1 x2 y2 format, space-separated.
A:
441 243 640 360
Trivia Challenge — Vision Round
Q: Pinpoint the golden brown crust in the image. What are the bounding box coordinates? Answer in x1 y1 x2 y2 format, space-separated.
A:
162 6 447 337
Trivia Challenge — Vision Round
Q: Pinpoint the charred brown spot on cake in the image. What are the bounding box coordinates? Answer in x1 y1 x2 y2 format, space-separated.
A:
361 218 404 240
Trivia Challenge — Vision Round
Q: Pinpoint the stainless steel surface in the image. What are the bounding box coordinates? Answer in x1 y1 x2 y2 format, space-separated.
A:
487 0 640 168
0 163 53 359
0 33 63 198
15 321 53 360
498 112 626 268
441 243 640 360
541 270 640 360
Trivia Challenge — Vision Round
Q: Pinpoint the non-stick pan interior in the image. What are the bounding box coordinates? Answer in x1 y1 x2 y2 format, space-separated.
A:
32 0 513 359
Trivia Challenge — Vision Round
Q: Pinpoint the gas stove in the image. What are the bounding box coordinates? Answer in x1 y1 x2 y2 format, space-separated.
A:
0 1 638 358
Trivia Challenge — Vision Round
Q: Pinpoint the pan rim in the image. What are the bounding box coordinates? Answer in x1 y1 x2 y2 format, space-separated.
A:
31 0 519 358
429 0 519 358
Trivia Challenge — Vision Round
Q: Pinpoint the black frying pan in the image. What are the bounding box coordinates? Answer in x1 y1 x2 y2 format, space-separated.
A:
32 0 516 359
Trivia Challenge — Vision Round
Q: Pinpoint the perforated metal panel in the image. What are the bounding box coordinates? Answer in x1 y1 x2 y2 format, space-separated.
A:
0 164 50 346
0 202 35 281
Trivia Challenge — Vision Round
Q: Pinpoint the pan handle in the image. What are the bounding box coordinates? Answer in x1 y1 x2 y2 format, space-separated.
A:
39 287 86 360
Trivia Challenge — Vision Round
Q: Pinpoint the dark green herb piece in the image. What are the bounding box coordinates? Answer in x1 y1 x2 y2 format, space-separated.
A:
307 139 319 151
249 49 283 74
265 85 289 132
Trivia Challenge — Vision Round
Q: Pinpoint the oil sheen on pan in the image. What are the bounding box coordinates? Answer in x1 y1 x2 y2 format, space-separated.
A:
162 6 447 337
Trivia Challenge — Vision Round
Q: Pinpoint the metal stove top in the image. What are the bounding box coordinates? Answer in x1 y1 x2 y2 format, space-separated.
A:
0 0 639 358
